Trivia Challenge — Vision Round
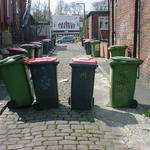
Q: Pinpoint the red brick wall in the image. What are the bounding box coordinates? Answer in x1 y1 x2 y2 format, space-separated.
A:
140 0 150 88
86 13 109 40
109 0 135 56
88 16 92 39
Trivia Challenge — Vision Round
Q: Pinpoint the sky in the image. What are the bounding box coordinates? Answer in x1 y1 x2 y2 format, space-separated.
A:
31 0 103 14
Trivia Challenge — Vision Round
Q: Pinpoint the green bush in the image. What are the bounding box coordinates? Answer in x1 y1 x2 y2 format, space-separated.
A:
145 109 150 117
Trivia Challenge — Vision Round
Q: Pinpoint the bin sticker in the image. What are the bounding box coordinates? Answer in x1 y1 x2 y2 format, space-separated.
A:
33 66 52 92
95 44 100 51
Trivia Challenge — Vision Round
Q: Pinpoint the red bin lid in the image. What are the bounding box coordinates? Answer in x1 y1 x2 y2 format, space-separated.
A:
71 57 97 64
84 39 92 42
24 57 57 64
30 42 42 45
6 47 26 52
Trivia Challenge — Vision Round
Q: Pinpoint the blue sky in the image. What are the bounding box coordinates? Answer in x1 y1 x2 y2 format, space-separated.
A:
31 0 102 14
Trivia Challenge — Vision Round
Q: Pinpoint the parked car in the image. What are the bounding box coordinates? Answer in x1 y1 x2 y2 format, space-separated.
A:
57 36 75 43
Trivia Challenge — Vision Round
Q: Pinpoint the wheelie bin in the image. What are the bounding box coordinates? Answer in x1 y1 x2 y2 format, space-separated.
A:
90 40 100 57
30 42 43 58
6 47 27 56
108 45 128 57
69 57 98 110
84 39 92 55
20 44 35 58
24 57 59 110
0 55 34 108
41 39 51 55
109 56 143 108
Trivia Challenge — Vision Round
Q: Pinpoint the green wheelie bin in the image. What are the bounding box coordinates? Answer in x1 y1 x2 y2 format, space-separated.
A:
20 44 35 58
90 40 100 57
109 56 143 108
0 55 34 108
108 45 128 57
30 42 43 58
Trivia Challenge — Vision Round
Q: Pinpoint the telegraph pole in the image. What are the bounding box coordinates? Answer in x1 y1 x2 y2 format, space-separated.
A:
48 0 51 38
76 3 85 37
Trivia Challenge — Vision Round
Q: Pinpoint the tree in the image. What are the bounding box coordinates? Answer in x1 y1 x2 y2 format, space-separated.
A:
92 0 108 11
31 0 52 23
54 1 83 15
54 0 65 15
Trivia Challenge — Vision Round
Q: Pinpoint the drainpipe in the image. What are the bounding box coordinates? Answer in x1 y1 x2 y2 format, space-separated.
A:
133 0 139 58
108 0 110 45
112 0 115 45
137 0 141 59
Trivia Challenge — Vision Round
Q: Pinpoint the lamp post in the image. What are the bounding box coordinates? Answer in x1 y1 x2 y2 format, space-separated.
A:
76 3 86 38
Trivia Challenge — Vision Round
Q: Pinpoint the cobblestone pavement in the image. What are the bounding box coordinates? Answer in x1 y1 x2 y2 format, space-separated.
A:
0 42 148 150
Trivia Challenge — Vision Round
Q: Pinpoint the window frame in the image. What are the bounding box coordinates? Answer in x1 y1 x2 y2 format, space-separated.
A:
99 16 108 30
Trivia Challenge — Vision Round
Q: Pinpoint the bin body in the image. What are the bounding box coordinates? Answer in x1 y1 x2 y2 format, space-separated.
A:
84 39 92 55
20 44 35 58
24 57 59 109
6 47 27 56
0 55 34 107
70 58 98 110
30 42 43 58
109 57 143 108
90 40 100 57
42 40 50 55
108 45 128 57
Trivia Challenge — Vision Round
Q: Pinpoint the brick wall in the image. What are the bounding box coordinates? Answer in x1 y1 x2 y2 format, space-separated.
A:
140 0 150 88
109 0 135 56
109 0 150 89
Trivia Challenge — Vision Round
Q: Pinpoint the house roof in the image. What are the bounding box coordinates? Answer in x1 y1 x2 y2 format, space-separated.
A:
86 11 108 18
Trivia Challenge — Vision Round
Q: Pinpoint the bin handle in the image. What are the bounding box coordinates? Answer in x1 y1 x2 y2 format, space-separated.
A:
136 67 140 79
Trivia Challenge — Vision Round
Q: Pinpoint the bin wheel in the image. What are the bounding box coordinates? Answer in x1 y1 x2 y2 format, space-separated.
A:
7 101 16 109
33 102 43 111
68 97 71 105
129 99 138 108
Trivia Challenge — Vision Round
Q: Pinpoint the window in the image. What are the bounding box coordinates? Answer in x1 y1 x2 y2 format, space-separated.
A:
99 16 108 30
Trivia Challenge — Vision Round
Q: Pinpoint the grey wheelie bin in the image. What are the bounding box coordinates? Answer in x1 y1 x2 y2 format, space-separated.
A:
84 39 92 55
41 39 51 55
69 57 98 110
0 55 34 108
24 57 59 110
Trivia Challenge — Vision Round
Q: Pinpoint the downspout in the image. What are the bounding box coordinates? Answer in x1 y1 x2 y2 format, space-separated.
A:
133 0 139 58
137 0 141 59
137 0 141 78
108 0 110 45
112 0 115 45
